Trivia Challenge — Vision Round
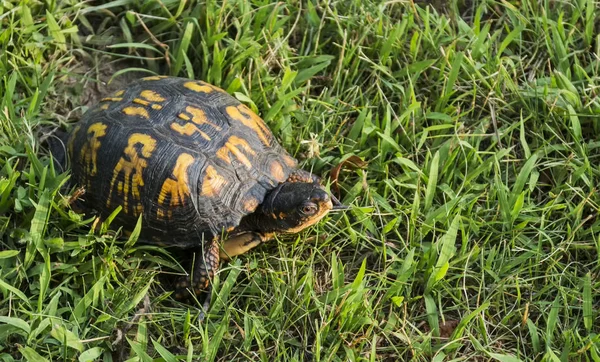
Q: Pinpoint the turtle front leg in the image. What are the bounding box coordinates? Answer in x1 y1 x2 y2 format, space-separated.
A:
219 232 274 261
175 240 220 316
286 169 320 183
174 232 273 319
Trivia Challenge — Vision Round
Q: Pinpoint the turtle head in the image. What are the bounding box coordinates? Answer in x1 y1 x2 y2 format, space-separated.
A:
250 171 345 234
259 181 332 233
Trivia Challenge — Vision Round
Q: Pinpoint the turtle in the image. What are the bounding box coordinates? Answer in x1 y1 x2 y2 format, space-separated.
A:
50 75 345 314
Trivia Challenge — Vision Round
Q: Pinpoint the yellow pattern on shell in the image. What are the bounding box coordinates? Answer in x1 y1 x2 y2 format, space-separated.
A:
123 106 150 119
225 104 271 146
201 165 227 197
183 81 227 94
140 90 166 103
67 125 81 160
107 133 157 214
215 136 256 170
170 106 221 141
101 97 123 102
157 153 195 219
142 75 168 81
79 123 107 189
133 98 150 106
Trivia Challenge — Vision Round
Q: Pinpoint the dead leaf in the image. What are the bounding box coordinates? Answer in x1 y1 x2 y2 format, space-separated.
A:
330 155 367 197
419 319 459 339
439 320 459 338
67 187 86 206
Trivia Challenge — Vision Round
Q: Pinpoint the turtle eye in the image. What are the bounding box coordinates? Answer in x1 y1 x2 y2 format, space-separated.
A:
301 203 318 216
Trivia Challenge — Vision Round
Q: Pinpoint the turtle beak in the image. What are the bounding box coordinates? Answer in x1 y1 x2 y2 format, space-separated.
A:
330 194 349 210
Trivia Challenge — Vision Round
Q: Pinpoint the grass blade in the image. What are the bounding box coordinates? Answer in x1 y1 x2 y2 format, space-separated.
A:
45 10 66 50
173 21 194 76
426 214 459 293
78 347 104 362
566 104 581 142
487 353 523 362
152 339 179 362
0 278 31 307
18 346 49 362
439 51 463 109
497 24 524 57
424 294 439 337
583 273 592 333
26 190 50 268
50 323 84 352
526 319 541 354
0 316 30 335
545 295 561 351
511 154 538 202
127 338 153 362
424 150 439 211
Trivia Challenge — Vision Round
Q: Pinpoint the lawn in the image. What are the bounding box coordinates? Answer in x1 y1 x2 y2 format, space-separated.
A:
1 0 599 361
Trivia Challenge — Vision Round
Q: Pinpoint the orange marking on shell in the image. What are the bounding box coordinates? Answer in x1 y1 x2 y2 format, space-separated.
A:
225 104 271 146
151 104 162 110
123 106 149 119
283 155 297 167
142 75 167 81
114 90 125 96
270 160 286 182
215 136 256 169
186 106 222 130
183 81 227 94
140 90 166 102
107 133 157 214
243 197 259 212
170 123 211 140
183 81 213 93
100 104 109 110
170 107 220 140
201 165 227 197
157 153 195 218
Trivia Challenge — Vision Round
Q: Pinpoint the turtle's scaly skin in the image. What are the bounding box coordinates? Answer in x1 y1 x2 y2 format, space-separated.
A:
59 76 336 311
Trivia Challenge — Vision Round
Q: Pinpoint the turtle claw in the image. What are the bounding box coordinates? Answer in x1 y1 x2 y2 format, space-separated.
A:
173 240 220 321
174 275 213 322
174 277 192 301
199 286 212 322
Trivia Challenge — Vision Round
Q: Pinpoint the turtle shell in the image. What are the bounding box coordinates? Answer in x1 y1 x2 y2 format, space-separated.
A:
65 76 299 247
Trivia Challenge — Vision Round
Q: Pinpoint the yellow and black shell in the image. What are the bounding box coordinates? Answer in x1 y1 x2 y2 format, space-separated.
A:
65 76 299 247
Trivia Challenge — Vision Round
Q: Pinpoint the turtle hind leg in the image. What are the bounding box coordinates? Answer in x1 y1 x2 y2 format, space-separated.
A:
174 240 220 319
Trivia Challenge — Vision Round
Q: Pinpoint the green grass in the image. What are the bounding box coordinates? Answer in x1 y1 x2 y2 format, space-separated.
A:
1 0 600 360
